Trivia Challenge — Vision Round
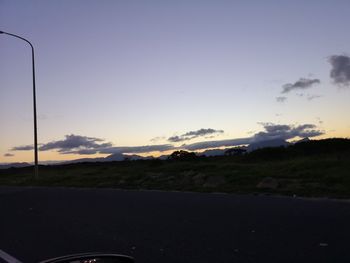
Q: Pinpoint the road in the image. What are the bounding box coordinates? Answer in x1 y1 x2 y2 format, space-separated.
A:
0 187 350 263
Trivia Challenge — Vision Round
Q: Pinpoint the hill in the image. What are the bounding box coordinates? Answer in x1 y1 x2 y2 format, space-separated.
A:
0 162 30 169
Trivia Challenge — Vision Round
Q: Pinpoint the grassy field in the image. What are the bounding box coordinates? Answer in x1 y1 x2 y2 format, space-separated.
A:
1 139 350 198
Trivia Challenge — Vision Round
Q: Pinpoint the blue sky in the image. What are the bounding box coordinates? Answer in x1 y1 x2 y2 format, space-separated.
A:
1 0 350 162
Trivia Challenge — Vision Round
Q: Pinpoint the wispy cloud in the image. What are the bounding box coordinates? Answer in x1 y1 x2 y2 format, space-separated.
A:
98 144 175 154
282 78 320 93
11 145 34 151
316 117 323 125
61 144 176 155
329 55 350 86
276 96 287 103
150 136 166 143
168 128 224 142
182 138 251 151
307 94 322 101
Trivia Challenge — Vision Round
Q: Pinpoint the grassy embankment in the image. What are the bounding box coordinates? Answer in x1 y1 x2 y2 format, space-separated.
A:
1 139 350 198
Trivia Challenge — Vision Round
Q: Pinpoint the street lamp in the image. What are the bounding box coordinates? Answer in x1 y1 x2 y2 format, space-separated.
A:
0 31 39 178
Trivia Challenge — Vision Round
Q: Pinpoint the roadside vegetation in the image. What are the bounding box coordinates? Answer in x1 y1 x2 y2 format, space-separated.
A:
1 138 350 198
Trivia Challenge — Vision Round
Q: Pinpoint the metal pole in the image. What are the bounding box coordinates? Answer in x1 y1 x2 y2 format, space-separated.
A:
0 31 39 178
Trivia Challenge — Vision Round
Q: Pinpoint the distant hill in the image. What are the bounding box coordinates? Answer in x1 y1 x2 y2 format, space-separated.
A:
62 157 106 164
104 153 126 162
106 153 154 161
295 137 310 144
62 152 153 164
199 149 227 157
246 138 350 161
197 139 290 157
290 138 350 155
0 162 31 169
247 138 290 152
158 154 170 160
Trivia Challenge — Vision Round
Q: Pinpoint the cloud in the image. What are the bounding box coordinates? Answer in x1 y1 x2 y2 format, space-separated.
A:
10 134 174 156
276 96 287 103
98 144 175 154
282 78 320 93
39 134 112 153
60 144 175 155
252 123 323 142
329 55 350 86
150 136 165 143
182 138 251 151
316 117 323 125
307 94 322 101
168 128 224 142
10 123 324 156
181 123 324 151
167 136 183 143
65 149 100 155
4 153 14 157
11 145 34 151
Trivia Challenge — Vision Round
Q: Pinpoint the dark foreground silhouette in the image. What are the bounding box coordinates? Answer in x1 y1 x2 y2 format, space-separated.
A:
1 138 350 198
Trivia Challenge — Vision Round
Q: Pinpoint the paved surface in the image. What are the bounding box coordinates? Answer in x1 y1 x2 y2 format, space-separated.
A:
0 187 350 263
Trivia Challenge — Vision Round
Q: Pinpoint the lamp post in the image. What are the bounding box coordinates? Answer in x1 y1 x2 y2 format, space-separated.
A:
0 31 39 178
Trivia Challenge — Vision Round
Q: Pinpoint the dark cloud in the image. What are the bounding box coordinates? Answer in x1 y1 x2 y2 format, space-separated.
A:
168 128 224 142
50 144 175 155
252 123 323 142
11 134 112 154
10 123 324 156
4 153 14 157
64 149 100 155
168 136 183 143
329 55 350 86
39 134 112 153
11 145 34 151
184 128 224 137
276 96 287 103
282 78 320 93
10 134 174 156
182 123 323 151
98 144 175 154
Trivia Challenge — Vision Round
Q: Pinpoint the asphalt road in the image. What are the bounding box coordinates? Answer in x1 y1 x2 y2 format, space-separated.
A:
1 187 350 263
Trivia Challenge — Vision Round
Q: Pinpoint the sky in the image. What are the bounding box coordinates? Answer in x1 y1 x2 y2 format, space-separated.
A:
1 0 350 163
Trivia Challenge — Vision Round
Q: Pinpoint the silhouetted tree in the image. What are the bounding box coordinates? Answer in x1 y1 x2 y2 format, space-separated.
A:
168 150 197 161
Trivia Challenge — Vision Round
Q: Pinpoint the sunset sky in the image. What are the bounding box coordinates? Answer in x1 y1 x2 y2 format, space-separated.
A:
1 0 350 163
